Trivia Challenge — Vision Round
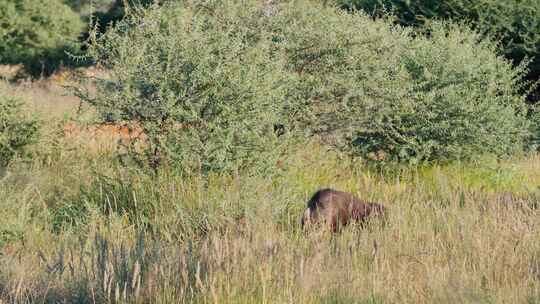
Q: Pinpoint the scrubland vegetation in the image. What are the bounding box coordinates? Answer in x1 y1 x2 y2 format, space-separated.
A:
2 0 540 303
338 0 540 101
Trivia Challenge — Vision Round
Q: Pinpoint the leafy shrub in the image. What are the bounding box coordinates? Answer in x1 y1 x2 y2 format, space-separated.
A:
0 94 39 168
83 1 287 174
528 105 540 151
354 24 531 163
0 0 84 76
84 0 530 167
273 2 530 163
337 0 540 101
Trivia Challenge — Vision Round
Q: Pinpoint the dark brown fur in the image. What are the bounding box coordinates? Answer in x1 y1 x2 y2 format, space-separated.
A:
301 188 387 232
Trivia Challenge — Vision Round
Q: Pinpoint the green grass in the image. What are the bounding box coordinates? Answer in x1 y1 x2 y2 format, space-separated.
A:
2 80 540 303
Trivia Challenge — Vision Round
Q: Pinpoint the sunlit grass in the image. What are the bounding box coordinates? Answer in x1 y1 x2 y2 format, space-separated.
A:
1 77 540 303
2 114 540 303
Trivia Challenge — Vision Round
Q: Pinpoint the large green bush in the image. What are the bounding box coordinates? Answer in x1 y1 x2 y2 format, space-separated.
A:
273 1 530 163
84 0 530 168
353 24 531 162
338 0 540 101
0 94 39 168
83 1 287 174
0 0 84 76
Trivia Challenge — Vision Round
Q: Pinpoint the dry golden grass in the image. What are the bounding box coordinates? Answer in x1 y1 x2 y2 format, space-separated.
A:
0 65 106 119
2 78 540 303
2 136 540 303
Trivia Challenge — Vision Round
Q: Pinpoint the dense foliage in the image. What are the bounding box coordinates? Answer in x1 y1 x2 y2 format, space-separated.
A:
84 2 287 174
338 0 540 101
84 0 530 167
0 94 39 168
0 0 84 76
276 2 530 163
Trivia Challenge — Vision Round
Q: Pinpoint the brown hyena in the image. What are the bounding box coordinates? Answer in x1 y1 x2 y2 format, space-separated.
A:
301 188 387 232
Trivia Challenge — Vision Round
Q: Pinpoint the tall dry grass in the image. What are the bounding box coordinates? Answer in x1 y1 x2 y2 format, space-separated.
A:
2 79 540 303
2 120 540 303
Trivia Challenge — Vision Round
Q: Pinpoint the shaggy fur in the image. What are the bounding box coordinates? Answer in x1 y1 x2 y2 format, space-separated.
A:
301 188 387 232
